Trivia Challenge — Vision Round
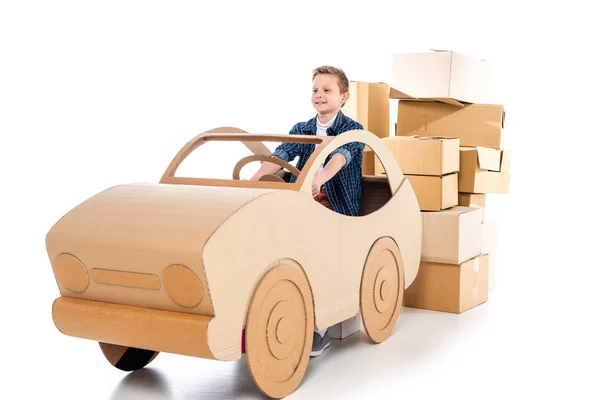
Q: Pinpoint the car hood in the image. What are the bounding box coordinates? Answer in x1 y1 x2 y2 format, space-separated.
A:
45 182 276 312
46 181 278 256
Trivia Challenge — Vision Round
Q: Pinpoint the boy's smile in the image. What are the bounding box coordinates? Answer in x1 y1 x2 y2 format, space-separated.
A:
314 100 328 111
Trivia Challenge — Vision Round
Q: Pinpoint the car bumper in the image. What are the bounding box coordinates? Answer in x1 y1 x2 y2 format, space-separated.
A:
52 296 216 359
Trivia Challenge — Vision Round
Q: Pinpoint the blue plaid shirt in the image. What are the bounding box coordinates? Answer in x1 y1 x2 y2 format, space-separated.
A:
271 111 365 216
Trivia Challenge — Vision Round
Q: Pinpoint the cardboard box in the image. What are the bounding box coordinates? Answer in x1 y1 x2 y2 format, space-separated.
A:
374 136 459 176
421 206 482 264
459 147 511 193
329 313 362 340
343 81 390 138
481 220 498 290
458 193 486 222
389 49 494 106
406 174 458 211
362 146 375 175
395 101 505 149
404 253 489 313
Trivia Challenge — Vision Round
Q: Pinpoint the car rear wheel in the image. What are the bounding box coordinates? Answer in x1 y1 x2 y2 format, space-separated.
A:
99 342 159 371
360 236 405 343
245 265 314 399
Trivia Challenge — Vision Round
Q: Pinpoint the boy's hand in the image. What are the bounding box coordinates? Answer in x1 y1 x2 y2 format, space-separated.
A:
311 154 347 197
312 174 325 198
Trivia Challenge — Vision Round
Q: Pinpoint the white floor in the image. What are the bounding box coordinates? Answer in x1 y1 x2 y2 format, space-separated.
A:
5 268 598 399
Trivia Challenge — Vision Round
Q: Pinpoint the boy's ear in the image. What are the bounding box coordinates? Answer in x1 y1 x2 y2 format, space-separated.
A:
341 91 350 105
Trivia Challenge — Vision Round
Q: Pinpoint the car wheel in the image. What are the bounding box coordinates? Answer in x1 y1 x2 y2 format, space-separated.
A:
245 265 314 399
360 236 405 343
99 342 159 372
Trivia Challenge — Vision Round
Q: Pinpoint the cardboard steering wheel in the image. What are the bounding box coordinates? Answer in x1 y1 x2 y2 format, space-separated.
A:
232 154 301 182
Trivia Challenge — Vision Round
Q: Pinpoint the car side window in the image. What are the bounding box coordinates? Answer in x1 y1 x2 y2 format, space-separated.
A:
308 141 394 217
176 141 257 180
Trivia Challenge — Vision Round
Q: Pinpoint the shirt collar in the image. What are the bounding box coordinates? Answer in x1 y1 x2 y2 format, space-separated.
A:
304 110 350 135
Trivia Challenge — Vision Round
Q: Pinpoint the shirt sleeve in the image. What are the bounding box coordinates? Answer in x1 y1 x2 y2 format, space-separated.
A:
270 123 301 162
330 122 365 166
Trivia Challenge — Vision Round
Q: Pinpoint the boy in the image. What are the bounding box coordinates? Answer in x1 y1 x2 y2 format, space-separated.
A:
250 66 365 356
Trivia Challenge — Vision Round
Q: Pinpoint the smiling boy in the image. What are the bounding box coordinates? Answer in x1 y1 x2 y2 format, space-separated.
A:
251 66 365 217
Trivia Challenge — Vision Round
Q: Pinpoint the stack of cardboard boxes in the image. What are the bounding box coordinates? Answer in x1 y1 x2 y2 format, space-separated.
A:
345 49 510 314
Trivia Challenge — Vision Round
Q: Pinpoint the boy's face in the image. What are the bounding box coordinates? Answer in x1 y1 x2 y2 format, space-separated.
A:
312 74 349 116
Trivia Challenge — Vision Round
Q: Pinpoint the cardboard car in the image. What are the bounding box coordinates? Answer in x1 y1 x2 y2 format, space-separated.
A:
47 127 422 398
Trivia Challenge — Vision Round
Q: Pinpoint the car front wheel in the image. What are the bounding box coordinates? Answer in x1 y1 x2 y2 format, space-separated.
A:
245 264 314 398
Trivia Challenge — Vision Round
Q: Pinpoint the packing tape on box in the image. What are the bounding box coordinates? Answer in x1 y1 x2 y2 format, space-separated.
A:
473 258 480 272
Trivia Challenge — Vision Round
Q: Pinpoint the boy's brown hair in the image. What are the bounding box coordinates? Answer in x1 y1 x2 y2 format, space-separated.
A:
312 66 350 106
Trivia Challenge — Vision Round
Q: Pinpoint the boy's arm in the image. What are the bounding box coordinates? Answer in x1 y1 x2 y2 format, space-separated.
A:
249 123 302 181
311 153 347 196
312 127 365 195
328 122 366 172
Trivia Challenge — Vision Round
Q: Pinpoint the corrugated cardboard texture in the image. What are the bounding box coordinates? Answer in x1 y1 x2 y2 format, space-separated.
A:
458 193 486 222
359 236 404 343
406 174 458 211
396 102 504 149
459 147 511 193
245 265 313 398
481 220 498 290
343 81 390 138
374 136 459 176
404 254 489 313
421 206 483 264
390 50 493 104
53 297 215 358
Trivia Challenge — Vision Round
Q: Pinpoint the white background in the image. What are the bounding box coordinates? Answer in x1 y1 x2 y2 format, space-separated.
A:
1 1 599 399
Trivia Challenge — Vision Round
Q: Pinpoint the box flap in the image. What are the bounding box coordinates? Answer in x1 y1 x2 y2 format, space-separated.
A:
416 136 459 141
500 150 511 171
476 147 501 171
389 87 465 107
349 80 389 86
424 205 474 216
